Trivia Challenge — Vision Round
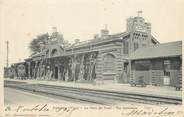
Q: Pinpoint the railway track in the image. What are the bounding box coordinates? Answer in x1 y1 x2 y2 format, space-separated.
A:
4 80 182 105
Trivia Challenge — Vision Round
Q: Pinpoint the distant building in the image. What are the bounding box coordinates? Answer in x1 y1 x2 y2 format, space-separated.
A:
6 11 182 87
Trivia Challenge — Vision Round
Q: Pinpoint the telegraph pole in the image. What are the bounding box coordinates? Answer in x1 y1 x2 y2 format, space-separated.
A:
6 40 9 67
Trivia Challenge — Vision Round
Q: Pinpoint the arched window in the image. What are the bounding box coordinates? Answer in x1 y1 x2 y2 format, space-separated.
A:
123 40 129 54
51 49 58 57
46 50 49 56
103 54 116 73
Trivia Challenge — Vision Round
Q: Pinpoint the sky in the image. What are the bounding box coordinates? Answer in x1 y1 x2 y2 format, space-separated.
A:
0 0 184 67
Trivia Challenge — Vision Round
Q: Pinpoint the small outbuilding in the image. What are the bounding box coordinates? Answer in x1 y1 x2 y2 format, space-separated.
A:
129 41 182 87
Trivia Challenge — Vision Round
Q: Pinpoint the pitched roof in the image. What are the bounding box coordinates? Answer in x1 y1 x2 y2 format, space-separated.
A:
151 36 160 44
130 41 182 60
65 32 159 50
31 52 44 57
65 32 130 50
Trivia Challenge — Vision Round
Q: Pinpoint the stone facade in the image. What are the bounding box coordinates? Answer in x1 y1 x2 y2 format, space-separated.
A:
7 11 169 84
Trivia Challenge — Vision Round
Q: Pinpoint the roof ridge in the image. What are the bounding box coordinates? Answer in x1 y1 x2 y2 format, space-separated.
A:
144 40 182 49
130 41 182 60
159 40 182 44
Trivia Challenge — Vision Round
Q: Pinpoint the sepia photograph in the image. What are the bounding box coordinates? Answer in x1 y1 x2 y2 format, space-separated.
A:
0 0 183 116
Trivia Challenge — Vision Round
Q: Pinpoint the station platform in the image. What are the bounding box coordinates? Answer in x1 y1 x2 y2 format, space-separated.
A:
4 79 182 100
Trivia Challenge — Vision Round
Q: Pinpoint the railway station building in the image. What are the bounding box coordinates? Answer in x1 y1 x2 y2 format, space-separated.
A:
6 11 182 87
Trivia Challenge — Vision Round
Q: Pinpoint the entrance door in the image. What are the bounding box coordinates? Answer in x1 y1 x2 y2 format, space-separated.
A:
163 60 171 86
163 71 170 85
55 67 58 80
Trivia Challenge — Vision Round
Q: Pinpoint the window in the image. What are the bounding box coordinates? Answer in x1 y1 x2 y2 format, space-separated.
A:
164 71 170 76
103 54 115 73
51 49 58 57
123 41 129 54
135 60 150 71
134 42 139 51
164 60 171 70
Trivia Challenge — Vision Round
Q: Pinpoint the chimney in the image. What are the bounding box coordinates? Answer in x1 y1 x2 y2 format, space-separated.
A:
52 27 57 33
94 34 99 39
137 11 143 17
101 24 109 38
74 39 80 43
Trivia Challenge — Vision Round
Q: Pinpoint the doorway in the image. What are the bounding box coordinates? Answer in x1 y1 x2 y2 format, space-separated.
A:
55 67 58 80
163 60 171 86
163 71 170 85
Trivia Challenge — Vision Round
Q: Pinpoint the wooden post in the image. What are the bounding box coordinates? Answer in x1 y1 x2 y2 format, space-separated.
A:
149 60 152 85
28 62 31 79
129 59 132 84
72 55 76 82
78 54 84 81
